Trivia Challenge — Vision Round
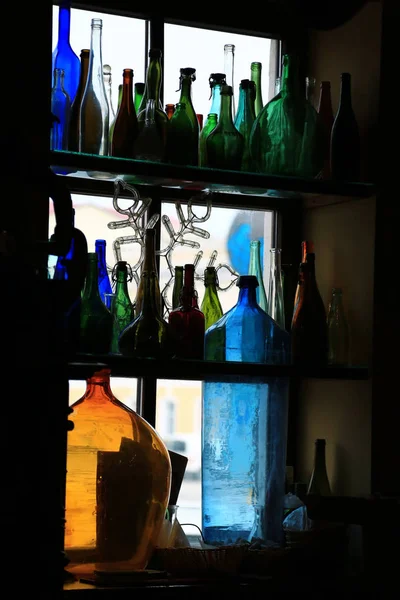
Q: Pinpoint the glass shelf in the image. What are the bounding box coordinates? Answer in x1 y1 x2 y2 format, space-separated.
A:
50 150 377 204
68 354 370 382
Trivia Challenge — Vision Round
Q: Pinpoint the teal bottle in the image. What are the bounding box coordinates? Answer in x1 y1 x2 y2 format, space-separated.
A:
110 261 134 353
167 68 199 166
234 79 256 172
206 85 244 171
248 240 268 313
199 73 226 166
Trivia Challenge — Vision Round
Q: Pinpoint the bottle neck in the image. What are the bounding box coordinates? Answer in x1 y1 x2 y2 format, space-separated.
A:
95 242 108 275
140 272 160 317
179 77 194 106
86 371 113 397
249 241 262 274
181 267 196 308
115 269 130 297
237 285 258 306
251 64 261 86
143 231 158 272
83 255 102 301
53 69 63 90
209 84 222 115
219 93 234 128
236 85 255 122
79 55 90 90
58 5 71 47
121 71 134 110
88 22 104 86
143 58 162 105
318 83 333 118
313 442 328 472
338 74 352 110
270 249 282 274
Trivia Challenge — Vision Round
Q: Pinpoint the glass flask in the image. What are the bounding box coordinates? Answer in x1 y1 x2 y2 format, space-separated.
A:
327 287 350 366
52 1 80 109
134 82 145 114
224 44 235 116
137 49 168 153
206 85 244 171
65 368 172 572
79 18 109 156
68 49 90 152
135 228 162 317
172 265 184 310
109 261 134 354
95 239 113 309
135 99 165 162
168 263 205 360
249 54 322 177
111 68 139 159
267 248 285 331
50 68 71 151
200 266 223 331
234 79 256 172
330 72 360 181
248 240 268 312
167 67 199 166
250 61 263 117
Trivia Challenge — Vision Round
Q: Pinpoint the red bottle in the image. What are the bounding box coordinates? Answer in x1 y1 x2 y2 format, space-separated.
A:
168 263 205 359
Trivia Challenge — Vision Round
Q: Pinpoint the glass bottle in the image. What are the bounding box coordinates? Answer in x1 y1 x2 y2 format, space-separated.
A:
52 1 80 107
317 81 334 179
53 207 88 296
78 252 113 354
200 266 223 331
250 61 263 117
95 239 113 309
197 114 203 130
293 240 314 318
202 275 290 546
135 228 162 317
249 53 321 177
50 68 71 151
65 368 171 571
199 113 218 167
274 77 281 96
267 248 285 331
103 64 115 127
167 68 199 166
165 103 175 119
109 84 123 151
330 72 361 181
248 240 268 312
305 76 317 108
135 99 165 162
68 49 90 152
134 82 145 114
109 261 134 354
79 18 109 156
327 287 350 366
291 253 328 366
137 48 168 151
118 271 170 359
234 79 256 172
224 44 235 116
206 85 244 171
111 68 139 159
168 263 205 360
172 265 184 310
307 438 331 496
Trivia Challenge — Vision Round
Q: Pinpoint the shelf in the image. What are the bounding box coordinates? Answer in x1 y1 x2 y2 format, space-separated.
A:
50 150 377 207
68 354 370 382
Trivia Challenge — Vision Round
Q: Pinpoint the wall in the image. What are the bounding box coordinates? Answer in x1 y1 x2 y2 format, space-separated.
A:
295 1 381 496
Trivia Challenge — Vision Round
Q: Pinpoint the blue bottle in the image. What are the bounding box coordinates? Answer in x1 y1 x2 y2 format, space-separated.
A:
202 275 290 546
50 68 71 150
52 2 80 112
95 239 113 308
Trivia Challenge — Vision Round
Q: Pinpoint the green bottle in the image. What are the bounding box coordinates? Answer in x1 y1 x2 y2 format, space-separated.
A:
79 252 114 354
167 67 199 166
118 271 170 359
248 240 268 312
134 82 145 114
249 53 322 177
110 260 134 353
250 61 263 117
199 73 226 165
137 48 168 151
199 113 218 167
172 266 184 310
206 85 244 171
109 84 123 150
200 266 223 331
234 79 256 172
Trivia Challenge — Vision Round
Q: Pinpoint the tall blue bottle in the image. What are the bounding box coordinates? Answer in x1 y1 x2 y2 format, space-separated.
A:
95 239 113 308
52 1 80 110
202 275 290 546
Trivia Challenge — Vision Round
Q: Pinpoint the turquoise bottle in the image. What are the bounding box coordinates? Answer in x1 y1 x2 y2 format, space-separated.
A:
199 73 226 166
234 79 256 172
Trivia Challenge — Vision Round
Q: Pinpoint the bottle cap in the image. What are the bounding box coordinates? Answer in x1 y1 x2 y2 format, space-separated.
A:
149 48 162 58
180 67 196 77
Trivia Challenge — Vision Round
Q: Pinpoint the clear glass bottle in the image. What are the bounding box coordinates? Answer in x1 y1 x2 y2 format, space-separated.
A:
327 287 350 366
135 99 165 162
200 266 223 331
137 48 168 152
167 67 199 166
79 18 109 156
135 228 162 317
95 239 113 309
224 44 235 116
267 248 285 330
305 76 317 108
234 79 256 171
172 265 184 310
103 64 115 127
111 68 139 159
110 261 134 354
248 240 268 312
202 275 290 546
65 368 172 571
50 68 71 151
250 61 263 117
68 49 90 152
307 438 332 496
52 1 80 107
206 85 244 170
317 81 335 179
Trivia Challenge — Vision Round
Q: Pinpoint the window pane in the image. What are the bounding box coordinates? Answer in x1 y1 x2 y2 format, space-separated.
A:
52 6 146 112
164 23 276 117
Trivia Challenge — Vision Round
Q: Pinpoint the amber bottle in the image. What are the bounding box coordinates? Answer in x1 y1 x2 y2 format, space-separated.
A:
111 68 139 158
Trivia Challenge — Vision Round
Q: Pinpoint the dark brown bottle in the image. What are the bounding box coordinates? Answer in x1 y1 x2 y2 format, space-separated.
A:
317 81 334 179
68 49 90 151
291 253 328 366
330 72 360 181
165 104 175 119
111 68 139 158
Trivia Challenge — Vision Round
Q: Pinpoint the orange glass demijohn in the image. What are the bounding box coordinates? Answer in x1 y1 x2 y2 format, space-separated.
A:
64 368 171 573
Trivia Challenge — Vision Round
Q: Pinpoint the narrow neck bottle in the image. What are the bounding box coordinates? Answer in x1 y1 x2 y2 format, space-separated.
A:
178 69 197 120
250 62 263 116
139 49 163 114
68 49 89 151
209 73 226 117
307 439 331 496
119 69 134 113
87 20 105 96
172 266 183 310
201 266 223 330
199 113 218 167
57 4 71 49
95 239 113 307
235 79 256 126
318 81 334 123
135 228 161 316
140 271 161 318
103 64 115 122
114 261 131 303
218 86 236 131
337 72 353 112
224 44 235 116
248 240 268 312
268 248 285 330
181 264 196 309
237 280 258 307
134 82 145 114
82 252 104 304
305 76 316 107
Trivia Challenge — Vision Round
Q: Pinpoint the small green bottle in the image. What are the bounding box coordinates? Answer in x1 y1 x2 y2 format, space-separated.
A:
172 266 184 310
110 260 134 353
206 85 244 171
200 267 223 331
234 79 256 172
167 68 199 166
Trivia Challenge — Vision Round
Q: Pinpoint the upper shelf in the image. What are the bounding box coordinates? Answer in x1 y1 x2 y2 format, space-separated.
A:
50 150 377 208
